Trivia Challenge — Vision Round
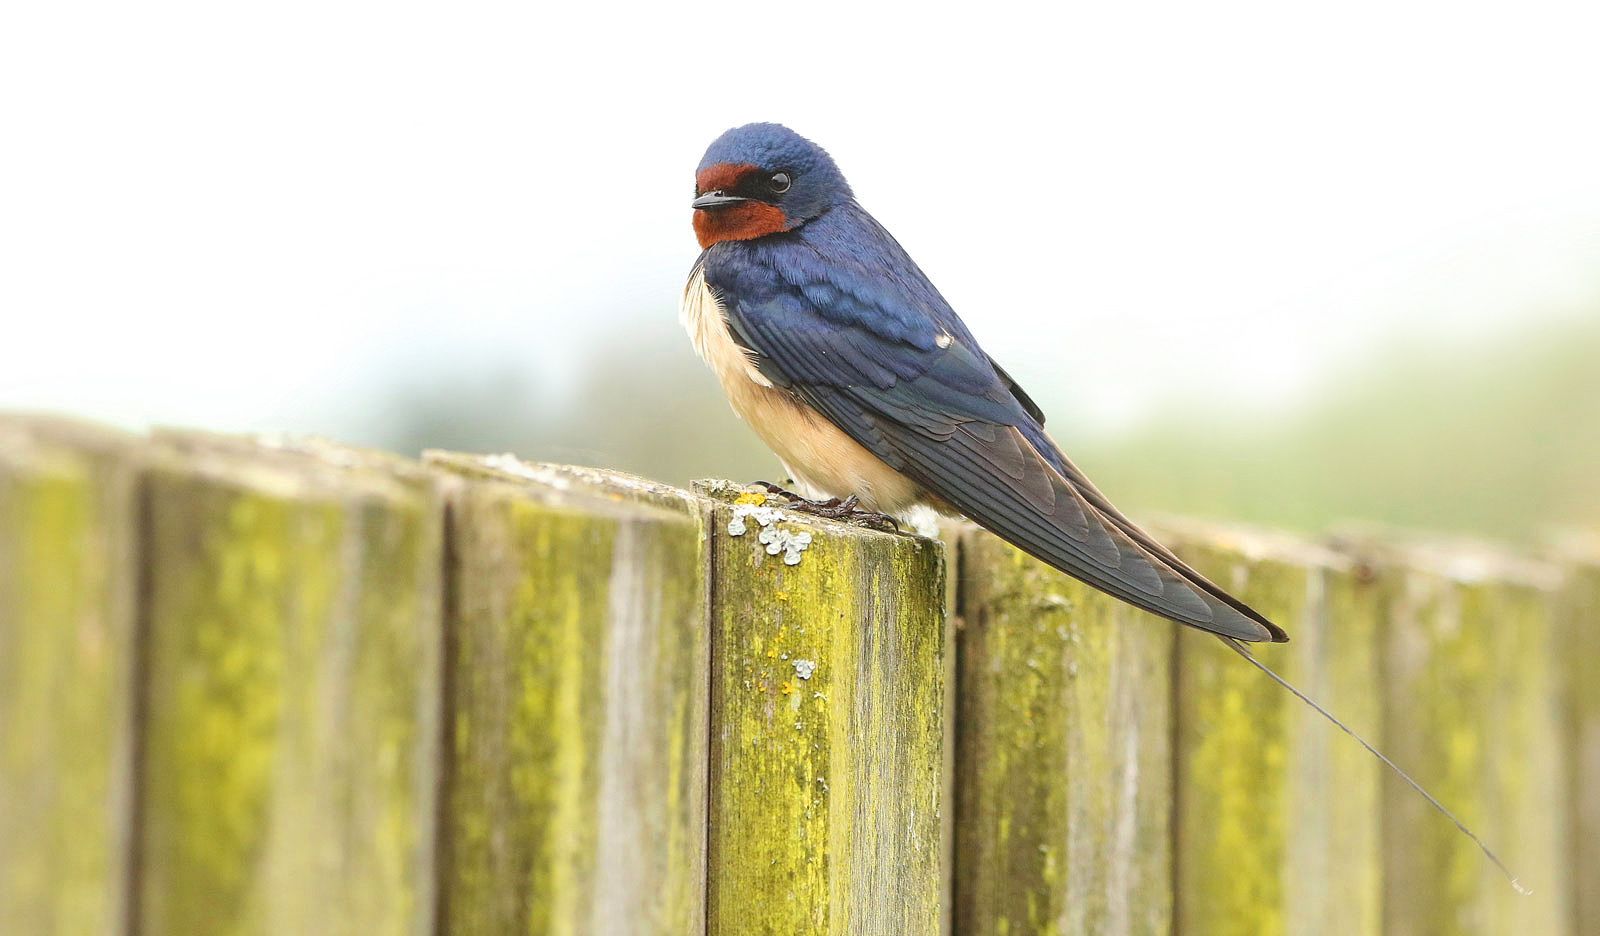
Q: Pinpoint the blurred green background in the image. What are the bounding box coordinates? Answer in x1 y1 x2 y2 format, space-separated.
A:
381 291 1600 546
4 1 1597 545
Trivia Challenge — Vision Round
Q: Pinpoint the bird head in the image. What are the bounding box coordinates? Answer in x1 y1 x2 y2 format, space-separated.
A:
692 123 852 248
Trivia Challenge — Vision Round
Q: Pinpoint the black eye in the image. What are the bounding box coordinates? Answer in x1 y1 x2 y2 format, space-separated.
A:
768 171 791 194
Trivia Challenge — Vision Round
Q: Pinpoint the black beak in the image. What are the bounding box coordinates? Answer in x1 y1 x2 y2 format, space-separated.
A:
692 191 750 210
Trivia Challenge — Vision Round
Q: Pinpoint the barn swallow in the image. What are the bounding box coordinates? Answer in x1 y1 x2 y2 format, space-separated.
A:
682 122 1289 642
675 123 1541 886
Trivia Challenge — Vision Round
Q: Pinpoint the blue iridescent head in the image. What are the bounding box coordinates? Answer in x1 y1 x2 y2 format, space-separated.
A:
692 123 853 248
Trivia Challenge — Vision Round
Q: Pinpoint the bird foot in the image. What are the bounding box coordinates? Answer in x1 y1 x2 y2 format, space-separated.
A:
748 483 901 533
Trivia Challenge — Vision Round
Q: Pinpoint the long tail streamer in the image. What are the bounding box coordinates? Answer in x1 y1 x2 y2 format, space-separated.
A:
1218 635 1529 895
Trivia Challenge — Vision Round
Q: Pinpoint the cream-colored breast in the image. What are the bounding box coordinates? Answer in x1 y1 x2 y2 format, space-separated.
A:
679 265 925 514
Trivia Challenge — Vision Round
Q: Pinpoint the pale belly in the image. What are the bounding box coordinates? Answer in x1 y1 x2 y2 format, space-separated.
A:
679 266 928 515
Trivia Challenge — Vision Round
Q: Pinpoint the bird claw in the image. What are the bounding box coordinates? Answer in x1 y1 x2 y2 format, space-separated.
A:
747 484 901 533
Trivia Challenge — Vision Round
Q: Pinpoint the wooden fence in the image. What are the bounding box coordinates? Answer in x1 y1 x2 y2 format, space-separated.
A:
0 413 1594 936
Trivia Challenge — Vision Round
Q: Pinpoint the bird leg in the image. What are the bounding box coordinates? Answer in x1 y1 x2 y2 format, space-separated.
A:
749 483 901 533
750 480 806 501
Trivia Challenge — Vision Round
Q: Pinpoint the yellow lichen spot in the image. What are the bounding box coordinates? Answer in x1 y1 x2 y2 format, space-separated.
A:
766 647 778 660
780 680 795 696
733 491 767 506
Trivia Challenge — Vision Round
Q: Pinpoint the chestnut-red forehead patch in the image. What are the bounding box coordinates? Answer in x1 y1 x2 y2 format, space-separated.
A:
696 162 757 194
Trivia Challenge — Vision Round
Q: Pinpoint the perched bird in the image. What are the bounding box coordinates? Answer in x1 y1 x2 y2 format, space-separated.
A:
681 122 1287 643
679 122 1533 886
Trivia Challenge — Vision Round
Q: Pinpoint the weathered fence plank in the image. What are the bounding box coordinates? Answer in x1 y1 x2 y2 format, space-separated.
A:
1168 524 1382 936
429 454 709 936
1554 537 1600 936
699 486 946 936
0 417 138 936
6 410 1595 935
951 527 1174 936
135 435 443 936
1357 538 1570 936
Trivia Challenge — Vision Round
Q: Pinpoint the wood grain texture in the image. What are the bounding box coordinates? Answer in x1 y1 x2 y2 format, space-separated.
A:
0 416 138 936
938 522 961 936
1168 523 1382 936
1358 538 1570 936
430 454 709 936
135 435 443 936
700 487 946 936
8 409 1595 935
951 525 1173 936
1553 539 1600 936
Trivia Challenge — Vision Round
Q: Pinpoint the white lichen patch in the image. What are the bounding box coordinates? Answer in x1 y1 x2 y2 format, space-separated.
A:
792 659 817 680
727 503 781 536
727 502 814 563
759 525 813 564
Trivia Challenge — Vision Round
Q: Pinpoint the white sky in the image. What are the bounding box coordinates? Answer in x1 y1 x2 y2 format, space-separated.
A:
3 0 1597 438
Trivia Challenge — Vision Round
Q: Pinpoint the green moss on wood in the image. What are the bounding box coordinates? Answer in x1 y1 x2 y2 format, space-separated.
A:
1169 527 1381 936
1371 548 1570 936
0 420 136 936
433 455 709 936
137 438 442 936
12 414 1592 936
1556 550 1600 936
952 527 1173 936
703 493 946 936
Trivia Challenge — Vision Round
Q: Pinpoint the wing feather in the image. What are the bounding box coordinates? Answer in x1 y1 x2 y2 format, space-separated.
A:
702 213 1289 642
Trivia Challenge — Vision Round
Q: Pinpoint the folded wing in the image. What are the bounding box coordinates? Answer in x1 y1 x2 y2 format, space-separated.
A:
704 219 1288 642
